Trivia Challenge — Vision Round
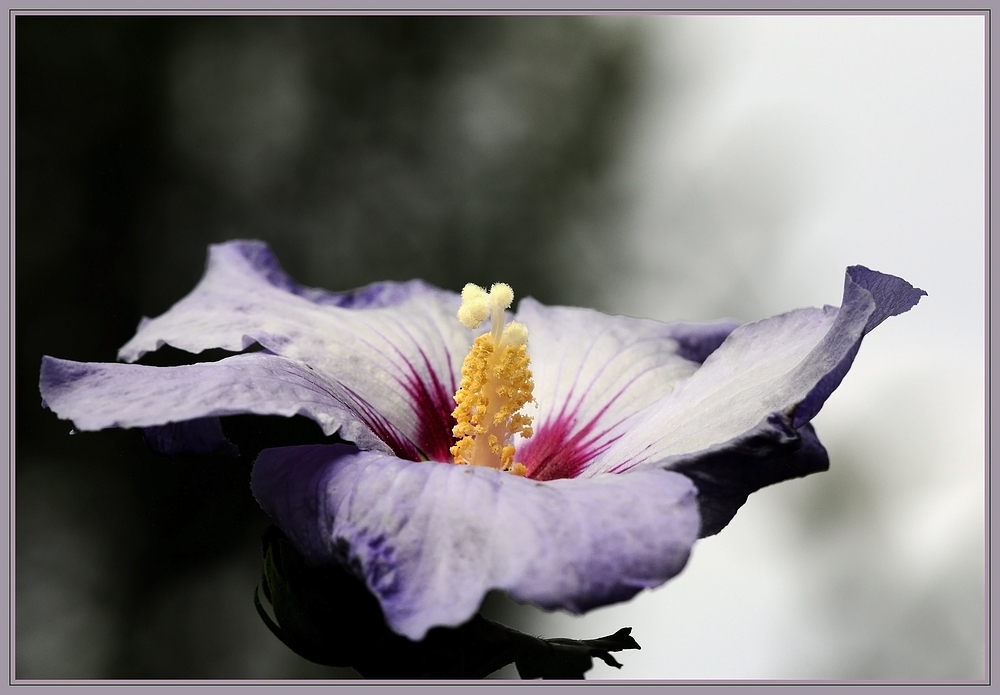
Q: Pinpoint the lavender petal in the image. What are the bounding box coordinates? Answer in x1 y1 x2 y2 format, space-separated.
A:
512 299 712 480
582 266 924 476
668 415 829 536
252 444 700 641
117 240 469 461
39 354 392 456
791 265 927 427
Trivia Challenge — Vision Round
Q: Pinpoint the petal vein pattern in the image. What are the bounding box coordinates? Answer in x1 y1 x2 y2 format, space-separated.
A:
252 444 701 641
513 299 704 480
583 266 926 475
117 242 468 461
39 353 393 455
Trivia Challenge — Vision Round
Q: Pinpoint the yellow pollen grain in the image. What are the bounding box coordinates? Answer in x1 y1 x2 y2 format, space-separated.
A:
450 283 535 475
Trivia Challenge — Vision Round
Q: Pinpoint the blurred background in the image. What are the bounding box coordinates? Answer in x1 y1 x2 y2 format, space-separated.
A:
14 15 984 679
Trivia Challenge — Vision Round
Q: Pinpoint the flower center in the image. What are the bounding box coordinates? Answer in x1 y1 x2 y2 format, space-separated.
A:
450 283 534 476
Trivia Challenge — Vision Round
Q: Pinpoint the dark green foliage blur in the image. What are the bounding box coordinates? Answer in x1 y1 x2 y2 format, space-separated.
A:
16 15 649 678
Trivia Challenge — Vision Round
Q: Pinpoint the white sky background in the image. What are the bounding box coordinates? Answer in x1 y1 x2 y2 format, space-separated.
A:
515 15 986 679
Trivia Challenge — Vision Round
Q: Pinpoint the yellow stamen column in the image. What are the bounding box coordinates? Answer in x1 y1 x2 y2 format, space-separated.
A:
451 283 534 476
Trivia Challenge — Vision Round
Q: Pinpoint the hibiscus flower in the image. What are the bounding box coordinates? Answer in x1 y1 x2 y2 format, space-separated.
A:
39 240 924 641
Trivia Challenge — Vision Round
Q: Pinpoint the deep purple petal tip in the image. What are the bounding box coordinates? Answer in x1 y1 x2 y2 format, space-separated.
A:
846 265 927 331
792 266 925 427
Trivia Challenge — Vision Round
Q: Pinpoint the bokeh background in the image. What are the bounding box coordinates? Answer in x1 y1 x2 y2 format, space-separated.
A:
14 14 984 679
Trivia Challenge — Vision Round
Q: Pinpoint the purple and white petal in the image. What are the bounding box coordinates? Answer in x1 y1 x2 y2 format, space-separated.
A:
117 241 469 462
251 444 700 641
39 354 394 457
512 300 723 480
659 320 741 364
668 414 829 537
791 265 926 427
582 266 925 475
156 239 450 311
